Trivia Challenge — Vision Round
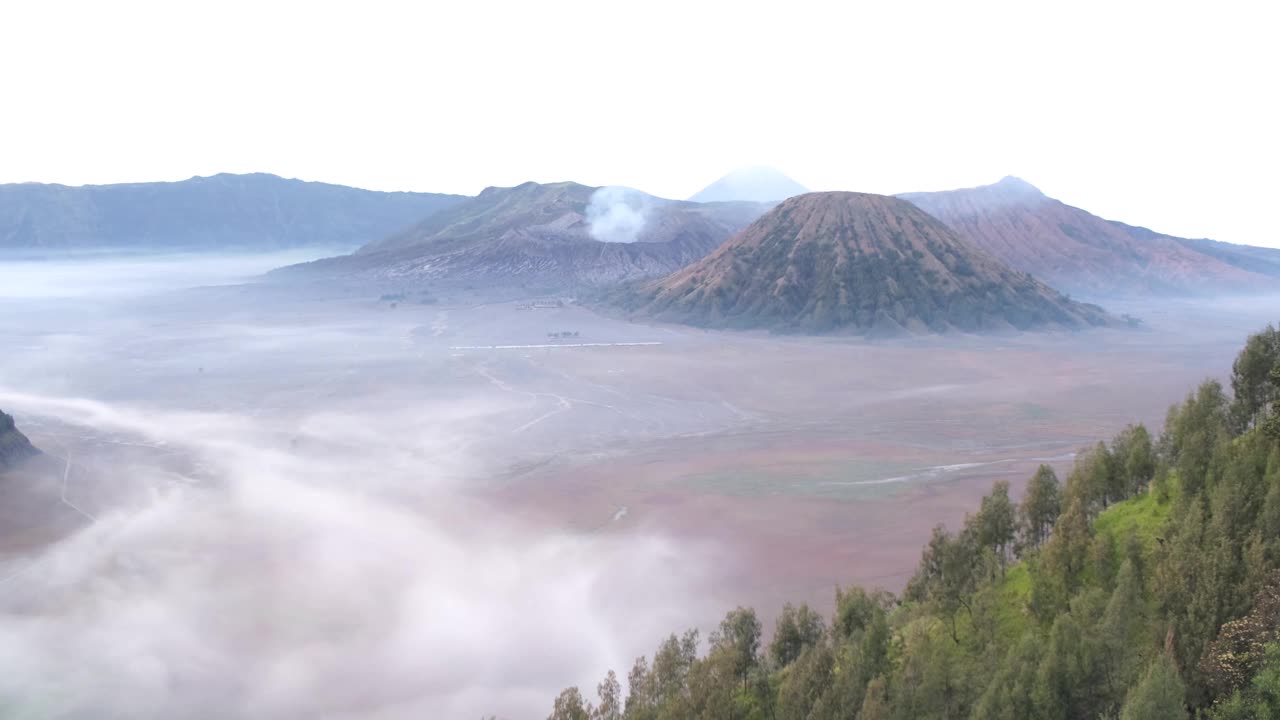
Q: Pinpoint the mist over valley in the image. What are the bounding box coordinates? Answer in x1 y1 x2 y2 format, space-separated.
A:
3 3 1278 716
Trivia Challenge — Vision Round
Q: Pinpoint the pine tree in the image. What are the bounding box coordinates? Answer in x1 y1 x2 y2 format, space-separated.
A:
1119 654 1188 720
1098 560 1149 712
972 480 1017 575
1018 465 1062 554
971 633 1045 720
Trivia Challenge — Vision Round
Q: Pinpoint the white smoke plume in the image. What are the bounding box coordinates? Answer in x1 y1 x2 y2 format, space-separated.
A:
585 186 654 243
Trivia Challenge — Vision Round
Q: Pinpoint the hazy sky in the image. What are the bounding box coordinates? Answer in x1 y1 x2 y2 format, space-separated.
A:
3 0 1277 246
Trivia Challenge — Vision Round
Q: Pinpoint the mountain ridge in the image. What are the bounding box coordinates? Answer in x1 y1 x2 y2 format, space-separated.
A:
899 178 1280 297
0 173 466 250
279 181 772 294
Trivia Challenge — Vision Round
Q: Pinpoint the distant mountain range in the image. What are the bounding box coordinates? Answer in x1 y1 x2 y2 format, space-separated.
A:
612 191 1116 334
689 167 809 203
900 177 1280 297
278 181 772 293
0 173 465 250
0 410 37 470
7 168 1277 333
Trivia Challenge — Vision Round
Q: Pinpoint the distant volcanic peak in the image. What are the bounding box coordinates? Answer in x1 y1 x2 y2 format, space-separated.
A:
331 178 770 290
995 175 1041 191
767 191 943 232
689 167 809 203
618 189 1113 334
979 175 1048 204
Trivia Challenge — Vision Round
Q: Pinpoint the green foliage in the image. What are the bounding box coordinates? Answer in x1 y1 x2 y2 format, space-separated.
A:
1267 364 1280 441
770 603 826 668
1113 423 1157 497
1163 380 1230 498
1201 572 1280 699
1118 653 1188 720
1017 464 1062 554
776 642 833 720
1229 324 1280 433
905 525 980 642
971 481 1018 575
1093 482 1173 551
970 632 1044 720
549 687 592 720
710 607 762 686
546 328 1280 720
596 670 622 720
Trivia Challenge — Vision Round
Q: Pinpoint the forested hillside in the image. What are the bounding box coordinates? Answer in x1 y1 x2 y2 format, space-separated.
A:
542 325 1280 720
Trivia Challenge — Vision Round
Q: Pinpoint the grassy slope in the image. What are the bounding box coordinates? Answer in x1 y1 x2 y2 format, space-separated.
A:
1093 484 1175 549
904 484 1177 654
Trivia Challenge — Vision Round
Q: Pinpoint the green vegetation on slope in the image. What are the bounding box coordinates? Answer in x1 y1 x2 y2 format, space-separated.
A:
543 324 1280 720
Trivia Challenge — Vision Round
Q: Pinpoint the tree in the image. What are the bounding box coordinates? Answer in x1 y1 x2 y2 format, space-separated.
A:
811 590 890 718
905 526 979 642
1036 497 1093 616
776 642 833 720
595 670 622 720
1018 465 1062 554
1166 380 1230 498
651 630 699 708
1266 364 1280 441
1065 441 1119 511
549 687 593 720
1262 449 1280 560
1201 570 1280 698
892 619 969 720
857 675 890 720
1155 499 1231 700
674 649 738 720
1032 612 1103 720
832 586 889 644
971 480 1017 575
1229 324 1280 433
1113 423 1156 497
972 633 1045 720
770 602 826 668
624 656 654 720
1206 642 1280 720
1119 654 1188 720
1098 560 1150 712
709 607 761 688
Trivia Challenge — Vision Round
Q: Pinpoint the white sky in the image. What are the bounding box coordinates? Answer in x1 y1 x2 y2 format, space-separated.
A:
2 0 1277 246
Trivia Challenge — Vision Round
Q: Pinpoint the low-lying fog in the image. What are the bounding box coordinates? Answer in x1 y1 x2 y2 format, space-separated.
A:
0 248 344 299
1 252 1276 718
0 252 725 719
